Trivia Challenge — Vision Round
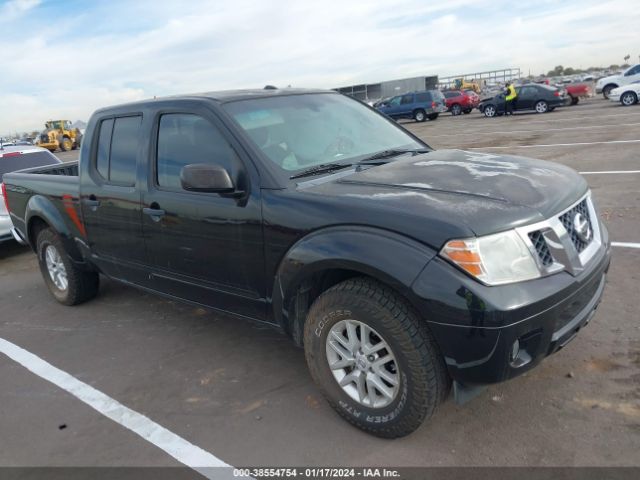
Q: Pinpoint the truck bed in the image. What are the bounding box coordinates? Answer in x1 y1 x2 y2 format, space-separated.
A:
3 161 82 246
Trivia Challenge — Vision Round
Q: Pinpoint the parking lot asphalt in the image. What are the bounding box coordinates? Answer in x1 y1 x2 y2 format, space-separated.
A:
1 99 638 471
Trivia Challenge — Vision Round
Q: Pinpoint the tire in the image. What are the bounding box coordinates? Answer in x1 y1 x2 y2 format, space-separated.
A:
304 277 450 438
413 109 426 122
571 96 579 105
602 84 616 99
483 104 497 117
534 100 549 113
450 104 462 116
427 113 439 121
58 136 71 152
621 91 638 106
36 228 99 306
463 108 472 114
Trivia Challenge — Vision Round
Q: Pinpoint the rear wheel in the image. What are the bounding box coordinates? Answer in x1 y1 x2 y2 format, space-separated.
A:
427 113 439 121
304 278 450 438
450 104 462 116
483 104 497 117
571 96 579 105
463 108 472 114
534 100 549 113
36 228 99 305
413 109 426 122
621 91 638 106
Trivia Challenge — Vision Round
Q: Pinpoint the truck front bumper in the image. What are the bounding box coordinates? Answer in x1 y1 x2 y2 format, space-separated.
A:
412 228 611 386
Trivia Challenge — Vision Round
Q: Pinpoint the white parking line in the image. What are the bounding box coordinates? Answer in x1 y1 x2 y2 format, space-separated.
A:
0 337 237 480
469 139 640 149
579 170 640 175
611 242 640 249
429 122 640 138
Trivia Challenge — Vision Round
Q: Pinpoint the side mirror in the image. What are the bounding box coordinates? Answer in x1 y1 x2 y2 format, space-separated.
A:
180 163 235 193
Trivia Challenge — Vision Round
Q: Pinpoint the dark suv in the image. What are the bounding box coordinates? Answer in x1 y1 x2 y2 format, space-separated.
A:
376 90 446 122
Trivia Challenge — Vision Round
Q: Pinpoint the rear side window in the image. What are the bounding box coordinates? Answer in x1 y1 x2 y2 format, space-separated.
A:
94 115 141 185
415 92 431 102
156 113 239 191
96 118 113 179
400 94 414 104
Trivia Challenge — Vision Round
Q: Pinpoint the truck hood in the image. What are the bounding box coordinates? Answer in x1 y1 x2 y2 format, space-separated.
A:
299 149 588 240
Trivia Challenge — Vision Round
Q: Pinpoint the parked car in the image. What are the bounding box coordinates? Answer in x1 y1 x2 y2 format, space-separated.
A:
3 89 610 438
376 90 446 122
564 83 592 105
1 145 61 243
595 64 640 98
608 81 640 106
443 90 479 115
478 84 567 117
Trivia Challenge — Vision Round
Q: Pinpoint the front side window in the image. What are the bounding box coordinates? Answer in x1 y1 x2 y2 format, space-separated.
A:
388 96 401 106
156 113 239 191
625 65 640 76
223 93 423 174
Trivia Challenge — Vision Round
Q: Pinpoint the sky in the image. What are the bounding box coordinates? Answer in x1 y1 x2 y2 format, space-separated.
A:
1 0 638 135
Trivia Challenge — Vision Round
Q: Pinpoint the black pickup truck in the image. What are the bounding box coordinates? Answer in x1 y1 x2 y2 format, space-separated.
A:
2 89 611 437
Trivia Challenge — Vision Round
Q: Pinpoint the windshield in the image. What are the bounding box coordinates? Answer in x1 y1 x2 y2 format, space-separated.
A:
223 93 424 173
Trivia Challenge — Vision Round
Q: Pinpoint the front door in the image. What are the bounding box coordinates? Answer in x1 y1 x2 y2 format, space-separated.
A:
141 108 266 320
81 114 147 283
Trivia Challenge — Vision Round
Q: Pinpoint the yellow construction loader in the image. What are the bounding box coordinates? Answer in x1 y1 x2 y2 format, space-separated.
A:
36 120 82 152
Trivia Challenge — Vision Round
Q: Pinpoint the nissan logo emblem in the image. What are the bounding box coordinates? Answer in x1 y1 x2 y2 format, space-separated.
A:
573 212 592 243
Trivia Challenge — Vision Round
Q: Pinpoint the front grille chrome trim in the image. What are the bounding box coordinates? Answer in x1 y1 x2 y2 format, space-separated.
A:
515 191 601 277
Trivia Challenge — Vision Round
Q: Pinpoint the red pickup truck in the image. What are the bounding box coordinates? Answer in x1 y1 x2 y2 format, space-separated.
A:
443 90 479 115
564 83 592 105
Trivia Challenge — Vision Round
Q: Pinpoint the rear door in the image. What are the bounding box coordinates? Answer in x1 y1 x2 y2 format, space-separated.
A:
515 86 535 110
141 106 265 319
80 114 147 283
399 93 415 116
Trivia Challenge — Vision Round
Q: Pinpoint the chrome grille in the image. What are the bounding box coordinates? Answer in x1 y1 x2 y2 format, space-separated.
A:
528 230 553 266
559 199 593 253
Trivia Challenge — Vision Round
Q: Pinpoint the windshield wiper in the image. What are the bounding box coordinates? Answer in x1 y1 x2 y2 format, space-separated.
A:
357 148 430 164
289 162 353 180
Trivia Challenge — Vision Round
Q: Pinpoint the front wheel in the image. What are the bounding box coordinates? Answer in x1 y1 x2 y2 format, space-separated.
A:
621 91 638 106
535 100 549 113
37 228 99 305
483 104 497 117
304 278 450 438
602 84 616 99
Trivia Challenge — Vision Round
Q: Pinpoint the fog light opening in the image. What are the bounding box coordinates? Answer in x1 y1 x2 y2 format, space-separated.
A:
510 339 520 362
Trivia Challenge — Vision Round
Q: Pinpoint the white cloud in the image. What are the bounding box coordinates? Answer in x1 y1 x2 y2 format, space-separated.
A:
1 0 639 134
0 0 40 21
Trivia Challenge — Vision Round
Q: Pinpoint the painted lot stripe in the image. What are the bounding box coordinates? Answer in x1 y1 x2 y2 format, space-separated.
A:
580 170 640 175
612 242 640 249
0 337 238 480
469 139 640 149
429 122 640 138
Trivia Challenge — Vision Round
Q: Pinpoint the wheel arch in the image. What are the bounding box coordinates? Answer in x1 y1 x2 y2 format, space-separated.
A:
271 226 437 346
25 195 83 263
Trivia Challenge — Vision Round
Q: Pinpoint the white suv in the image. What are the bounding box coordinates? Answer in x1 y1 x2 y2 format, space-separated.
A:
596 64 640 98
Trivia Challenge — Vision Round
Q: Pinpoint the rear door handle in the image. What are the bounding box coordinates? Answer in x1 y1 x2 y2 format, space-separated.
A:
143 206 165 221
83 197 101 210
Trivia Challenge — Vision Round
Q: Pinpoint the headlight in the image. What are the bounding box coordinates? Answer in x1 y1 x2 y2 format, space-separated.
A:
440 230 541 285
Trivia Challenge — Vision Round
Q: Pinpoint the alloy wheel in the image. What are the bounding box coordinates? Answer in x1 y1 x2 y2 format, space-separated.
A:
325 319 400 408
45 245 68 291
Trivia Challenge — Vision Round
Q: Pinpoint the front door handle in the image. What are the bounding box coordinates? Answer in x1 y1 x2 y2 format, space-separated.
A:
83 196 101 211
